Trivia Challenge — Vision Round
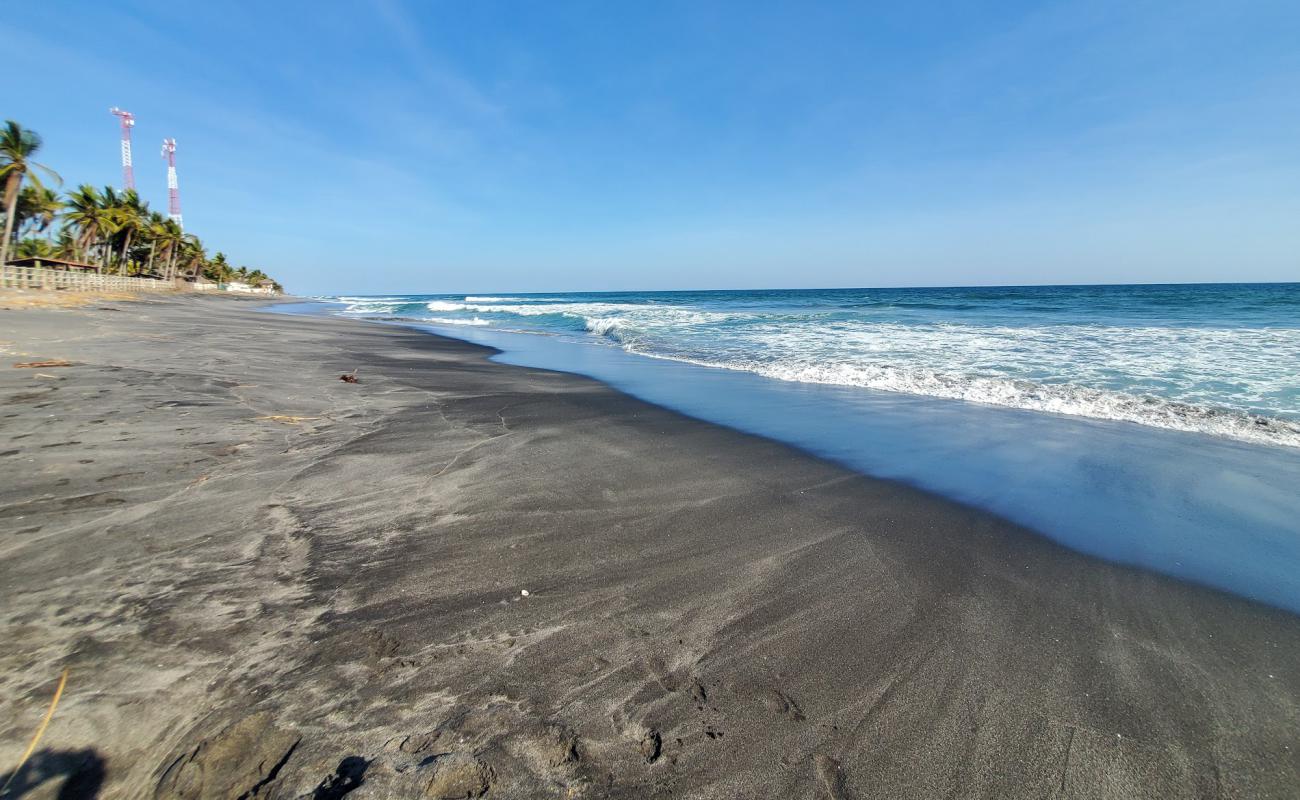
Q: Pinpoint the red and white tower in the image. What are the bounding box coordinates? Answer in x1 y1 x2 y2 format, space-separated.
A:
109 107 136 190
161 138 182 227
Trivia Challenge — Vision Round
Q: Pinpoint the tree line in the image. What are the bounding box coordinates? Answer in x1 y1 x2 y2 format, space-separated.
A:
1 120 283 290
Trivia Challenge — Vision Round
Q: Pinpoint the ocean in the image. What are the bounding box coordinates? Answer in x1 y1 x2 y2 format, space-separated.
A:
330 284 1300 448
286 283 1300 613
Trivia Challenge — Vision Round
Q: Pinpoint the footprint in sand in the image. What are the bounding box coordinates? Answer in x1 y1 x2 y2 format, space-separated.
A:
734 682 805 721
640 729 662 764
814 754 849 800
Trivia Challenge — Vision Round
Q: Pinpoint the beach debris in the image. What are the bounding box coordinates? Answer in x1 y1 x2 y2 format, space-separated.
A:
339 369 359 383
0 669 69 797
13 359 73 368
520 589 530 597
640 729 662 764
255 414 321 425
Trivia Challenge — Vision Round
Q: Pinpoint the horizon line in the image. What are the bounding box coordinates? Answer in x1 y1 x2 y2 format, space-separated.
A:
312 279 1300 297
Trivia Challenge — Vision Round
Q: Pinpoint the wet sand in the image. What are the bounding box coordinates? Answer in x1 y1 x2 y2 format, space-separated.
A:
0 294 1296 798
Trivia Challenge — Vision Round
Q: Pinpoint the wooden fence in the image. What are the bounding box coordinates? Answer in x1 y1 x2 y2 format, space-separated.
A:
1 265 180 293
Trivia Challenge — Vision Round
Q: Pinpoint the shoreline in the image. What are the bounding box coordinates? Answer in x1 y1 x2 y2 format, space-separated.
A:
294 304 1300 616
308 287 1300 451
2 295 1297 797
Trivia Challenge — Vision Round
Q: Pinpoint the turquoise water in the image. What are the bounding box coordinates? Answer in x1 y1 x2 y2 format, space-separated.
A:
330 284 1300 447
282 283 1300 613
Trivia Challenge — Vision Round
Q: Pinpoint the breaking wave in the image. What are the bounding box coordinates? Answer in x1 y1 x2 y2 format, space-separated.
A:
339 299 405 315
325 287 1300 448
426 300 467 312
584 316 628 337
426 316 491 326
463 295 562 303
646 353 1300 448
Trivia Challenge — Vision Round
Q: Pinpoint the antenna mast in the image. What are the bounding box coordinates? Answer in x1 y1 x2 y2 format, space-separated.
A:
161 138 183 227
109 107 136 190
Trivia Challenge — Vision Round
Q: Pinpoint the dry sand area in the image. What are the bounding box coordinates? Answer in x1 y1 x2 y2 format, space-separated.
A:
0 289 151 311
0 295 1296 798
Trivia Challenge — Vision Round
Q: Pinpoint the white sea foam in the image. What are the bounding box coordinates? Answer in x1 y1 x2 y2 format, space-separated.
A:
584 316 628 337
424 301 740 328
341 300 404 314
609 321 1300 448
569 313 1300 447
466 301 643 317
426 300 467 312
423 316 491 326
463 295 562 303
729 359 1300 448
334 292 1300 448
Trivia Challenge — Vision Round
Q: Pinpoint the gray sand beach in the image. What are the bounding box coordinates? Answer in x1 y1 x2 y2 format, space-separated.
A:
1 295 1297 798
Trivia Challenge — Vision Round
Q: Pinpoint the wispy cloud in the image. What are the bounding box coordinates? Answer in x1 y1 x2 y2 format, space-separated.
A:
369 0 504 121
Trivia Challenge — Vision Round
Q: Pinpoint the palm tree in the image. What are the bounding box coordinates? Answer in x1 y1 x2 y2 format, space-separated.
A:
84 186 125 268
63 185 114 266
206 251 233 283
4 122 286 287
15 237 56 259
154 218 184 279
142 210 167 275
178 234 208 280
1 121 62 266
52 228 78 260
14 185 63 240
108 188 147 274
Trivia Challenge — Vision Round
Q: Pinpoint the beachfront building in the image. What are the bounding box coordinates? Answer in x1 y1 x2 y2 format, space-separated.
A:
199 278 278 294
5 256 101 273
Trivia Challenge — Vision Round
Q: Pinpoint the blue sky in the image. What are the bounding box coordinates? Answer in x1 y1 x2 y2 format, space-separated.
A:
6 0 1299 294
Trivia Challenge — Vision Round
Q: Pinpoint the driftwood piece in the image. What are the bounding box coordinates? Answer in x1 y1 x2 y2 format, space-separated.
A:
14 359 73 368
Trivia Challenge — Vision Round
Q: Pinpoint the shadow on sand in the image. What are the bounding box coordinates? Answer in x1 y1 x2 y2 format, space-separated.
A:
0 748 106 799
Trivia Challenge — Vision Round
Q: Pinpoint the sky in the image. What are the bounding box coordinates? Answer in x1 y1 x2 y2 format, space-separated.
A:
5 0 1299 295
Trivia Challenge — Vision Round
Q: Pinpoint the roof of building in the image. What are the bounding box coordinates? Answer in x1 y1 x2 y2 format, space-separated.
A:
5 256 100 270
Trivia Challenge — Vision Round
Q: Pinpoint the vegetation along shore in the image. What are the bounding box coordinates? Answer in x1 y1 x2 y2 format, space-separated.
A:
1 120 282 290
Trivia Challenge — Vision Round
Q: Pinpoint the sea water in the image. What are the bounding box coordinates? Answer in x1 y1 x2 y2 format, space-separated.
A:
282 284 1300 612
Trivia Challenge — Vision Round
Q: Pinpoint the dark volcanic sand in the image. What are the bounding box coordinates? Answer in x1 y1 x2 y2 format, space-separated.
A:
0 295 1297 799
